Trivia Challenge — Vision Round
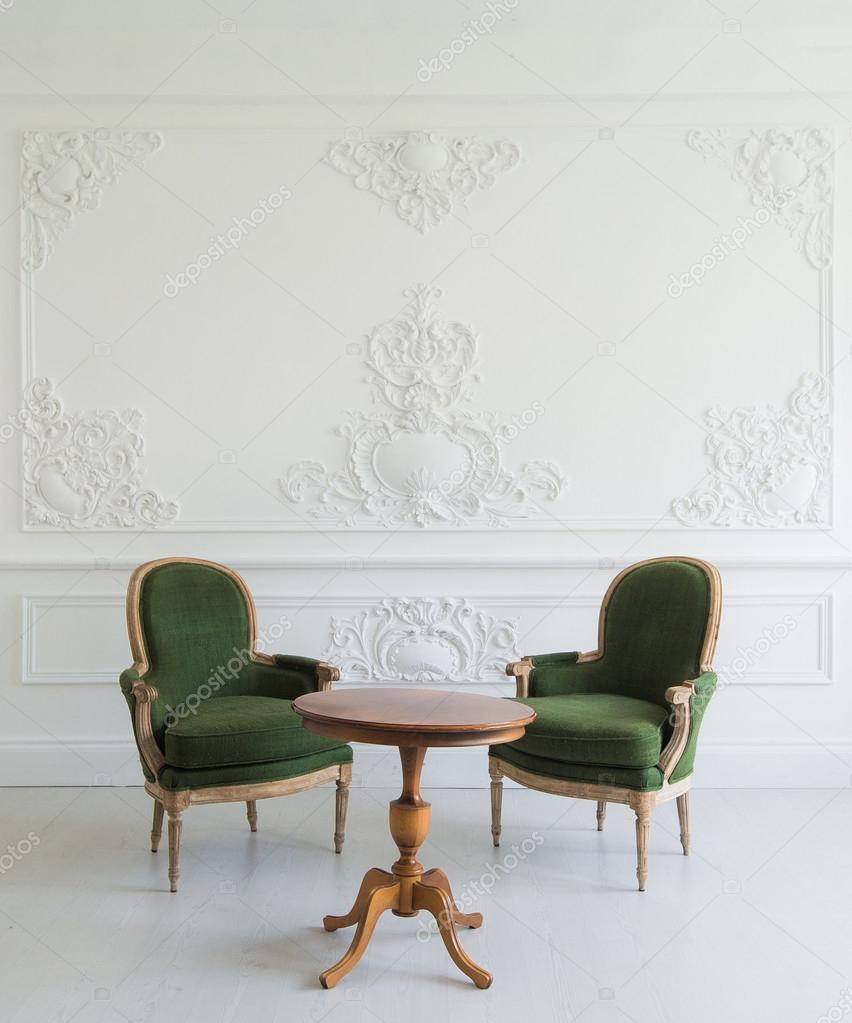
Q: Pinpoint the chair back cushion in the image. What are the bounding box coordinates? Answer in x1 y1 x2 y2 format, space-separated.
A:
602 559 714 704
134 560 253 714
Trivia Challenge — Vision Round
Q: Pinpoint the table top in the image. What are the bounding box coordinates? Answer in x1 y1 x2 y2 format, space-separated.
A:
293 687 536 748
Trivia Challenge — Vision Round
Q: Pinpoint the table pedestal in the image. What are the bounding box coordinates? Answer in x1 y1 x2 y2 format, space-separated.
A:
319 746 492 990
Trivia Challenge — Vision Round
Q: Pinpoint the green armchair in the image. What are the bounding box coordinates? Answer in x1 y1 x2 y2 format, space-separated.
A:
120 557 353 892
489 556 721 890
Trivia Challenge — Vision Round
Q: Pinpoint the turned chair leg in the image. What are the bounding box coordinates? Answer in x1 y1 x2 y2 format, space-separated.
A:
676 793 690 855
334 763 351 853
150 800 164 852
489 757 503 848
167 810 183 893
632 797 652 892
596 800 606 831
246 800 258 832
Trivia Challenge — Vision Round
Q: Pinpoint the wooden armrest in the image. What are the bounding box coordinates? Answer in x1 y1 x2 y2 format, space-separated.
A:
130 676 165 776
316 661 340 692
658 682 696 781
253 653 340 693
506 657 533 698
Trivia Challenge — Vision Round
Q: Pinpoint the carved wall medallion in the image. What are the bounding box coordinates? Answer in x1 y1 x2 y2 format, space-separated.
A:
324 597 521 682
686 128 833 269
326 131 521 232
21 129 164 271
672 373 831 528
22 378 179 529
280 284 564 527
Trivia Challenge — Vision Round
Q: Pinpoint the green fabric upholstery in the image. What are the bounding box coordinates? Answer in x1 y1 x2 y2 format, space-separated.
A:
119 560 351 791
131 564 324 742
508 694 669 769
164 696 345 769
138 562 251 713
499 559 717 788
490 744 664 792
158 746 353 792
529 561 711 707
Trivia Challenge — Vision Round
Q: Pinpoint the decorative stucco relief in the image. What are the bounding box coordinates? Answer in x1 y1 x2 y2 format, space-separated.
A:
327 131 521 232
22 378 178 529
324 597 521 682
22 129 164 271
280 284 564 527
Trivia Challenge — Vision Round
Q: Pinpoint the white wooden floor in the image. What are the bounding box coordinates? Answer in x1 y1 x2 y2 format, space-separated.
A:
0 784 849 1023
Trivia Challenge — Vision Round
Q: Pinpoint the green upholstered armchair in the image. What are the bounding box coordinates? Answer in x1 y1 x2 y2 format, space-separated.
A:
489 556 721 891
120 557 353 892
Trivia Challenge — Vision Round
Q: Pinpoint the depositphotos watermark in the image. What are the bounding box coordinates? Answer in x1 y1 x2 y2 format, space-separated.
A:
0 0 15 12
667 186 796 298
717 614 797 690
162 614 291 725
817 988 852 1023
163 184 292 297
416 832 544 941
0 404 33 443
0 832 40 873
436 400 545 497
417 0 518 81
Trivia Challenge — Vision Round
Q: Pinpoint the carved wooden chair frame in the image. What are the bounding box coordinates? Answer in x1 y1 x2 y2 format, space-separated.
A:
491 556 722 890
125 557 351 892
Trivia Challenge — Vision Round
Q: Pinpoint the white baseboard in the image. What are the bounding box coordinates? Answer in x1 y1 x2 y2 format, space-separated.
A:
0 739 850 789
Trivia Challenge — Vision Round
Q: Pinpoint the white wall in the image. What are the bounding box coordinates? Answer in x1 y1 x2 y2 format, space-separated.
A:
0 0 850 787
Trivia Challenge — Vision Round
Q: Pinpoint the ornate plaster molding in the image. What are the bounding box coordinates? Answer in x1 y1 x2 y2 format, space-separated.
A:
280 284 564 527
22 378 179 529
672 373 831 528
686 128 833 269
326 131 521 232
21 129 164 271
324 597 521 682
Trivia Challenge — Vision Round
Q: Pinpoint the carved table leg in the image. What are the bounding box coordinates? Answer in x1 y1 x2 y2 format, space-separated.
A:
320 882 399 989
150 800 164 853
413 880 492 989
420 868 482 928
318 745 492 989
246 800 258 833
323 868 394 931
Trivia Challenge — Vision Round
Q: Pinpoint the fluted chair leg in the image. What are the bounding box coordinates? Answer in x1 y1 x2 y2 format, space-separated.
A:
167 810 183 893
334 764 351 853
246 800 258 832
150 800 164 852
489 757 503 848
676 793 690 855
631 796 652 892
596 800 606 831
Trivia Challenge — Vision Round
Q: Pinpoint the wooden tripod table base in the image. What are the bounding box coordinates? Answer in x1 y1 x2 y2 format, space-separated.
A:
293 687 536 990
320 758 489 990
320 860 489 990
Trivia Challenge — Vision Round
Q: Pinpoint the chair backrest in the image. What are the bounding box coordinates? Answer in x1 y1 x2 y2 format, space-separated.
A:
595 557 721 705
126 558 256 712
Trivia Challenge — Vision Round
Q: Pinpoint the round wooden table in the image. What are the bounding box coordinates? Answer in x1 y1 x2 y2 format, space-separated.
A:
293 687 536 989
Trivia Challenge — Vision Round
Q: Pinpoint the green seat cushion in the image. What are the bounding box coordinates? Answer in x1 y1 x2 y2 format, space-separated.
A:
508 693 669 770
158 746 352 792
164 695 346 769
490 744 663 792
